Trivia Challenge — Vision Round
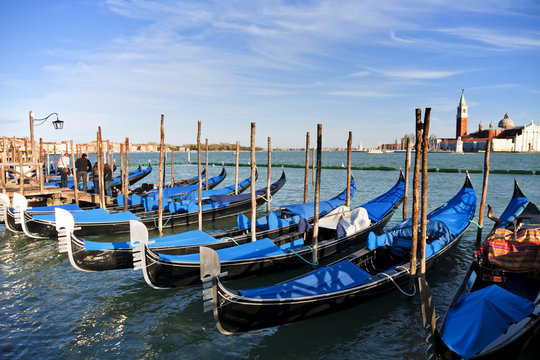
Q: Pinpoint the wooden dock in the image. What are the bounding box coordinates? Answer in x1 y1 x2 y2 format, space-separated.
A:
2 185 114 206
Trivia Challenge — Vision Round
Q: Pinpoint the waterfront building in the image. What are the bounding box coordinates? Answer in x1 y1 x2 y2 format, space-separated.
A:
438 91 540 152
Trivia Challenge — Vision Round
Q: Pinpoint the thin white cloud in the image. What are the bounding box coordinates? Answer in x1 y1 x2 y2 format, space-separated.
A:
438 27 540 50
363 67 465 80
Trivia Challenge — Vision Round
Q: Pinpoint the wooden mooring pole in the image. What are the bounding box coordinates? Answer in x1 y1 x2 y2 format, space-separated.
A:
70 140 79 205
266 137 271 214
312 124 322 264
409 109 423 280
304 132 310 203
197 121 202 231
476 139 491 242
250 122 257 242
123 137 130 211
205 139 209 191
419 108 431 276
235 141 239 195
346 131 352 207
403 138 411 219
170 149 175 186
158 114 165 235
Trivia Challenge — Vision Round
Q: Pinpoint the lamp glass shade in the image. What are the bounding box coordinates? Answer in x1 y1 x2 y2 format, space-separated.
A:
52 119 64 130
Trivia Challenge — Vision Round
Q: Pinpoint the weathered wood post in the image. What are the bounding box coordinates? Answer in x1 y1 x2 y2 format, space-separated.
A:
53 145 57 175
346 131 352 207
312 124 322 264
419 108 431 276
250 122 257 242
410 109 423 280
304 132 310 203
197 121 203 230
120 143 125 201
403 138 411 219
266 137 272 214
170 148 175 186
97 128 106 208
235 141 240 195
205 139 209 191
476 139 491 242
18 147 24 195
29 111 35 162
158 114 165 235
312 147 315 186
124 137 130 211
70 140 79 205
39 138 44 194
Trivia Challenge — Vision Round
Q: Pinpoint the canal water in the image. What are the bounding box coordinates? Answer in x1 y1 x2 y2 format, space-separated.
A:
1 151 539 359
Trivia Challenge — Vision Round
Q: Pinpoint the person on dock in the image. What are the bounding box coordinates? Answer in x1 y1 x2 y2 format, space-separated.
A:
92 162 100 195
104 163 113 197
75 153 92 192
58 152 70 189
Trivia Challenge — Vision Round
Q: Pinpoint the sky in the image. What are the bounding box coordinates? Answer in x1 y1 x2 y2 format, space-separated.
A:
1 0 540 148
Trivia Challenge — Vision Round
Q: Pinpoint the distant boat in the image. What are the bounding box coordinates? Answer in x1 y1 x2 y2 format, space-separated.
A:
365 148 394 154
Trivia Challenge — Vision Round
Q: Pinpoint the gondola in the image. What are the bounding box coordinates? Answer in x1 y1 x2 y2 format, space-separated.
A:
19 170 285 238
56 178 356 272
116 166 227 208
200 174 476 334
168 168 206 187
11 168 245 237
423 180 540 360
131 171 406 289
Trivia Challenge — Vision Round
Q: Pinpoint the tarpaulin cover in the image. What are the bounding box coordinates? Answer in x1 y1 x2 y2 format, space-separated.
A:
42 208 140 223
441 284 534 359
83 229 224 251
239 260 371 299
360 177 405 222
209 171 286 205
158 238 286 263
237 178 353 231
28 203 82 213
367 220 452 258
496 196 529 229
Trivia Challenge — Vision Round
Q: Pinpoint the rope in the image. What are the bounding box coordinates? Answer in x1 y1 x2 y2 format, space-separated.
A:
379 266 416 297
470 219 482 229
222 237 240 246
262 193 273 203
392 207 403 220
153 214 172 229
287 246 319 266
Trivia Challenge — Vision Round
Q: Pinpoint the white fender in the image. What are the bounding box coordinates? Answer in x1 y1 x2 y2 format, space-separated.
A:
0 193 9 222
12 193 28 211
129 220 159 289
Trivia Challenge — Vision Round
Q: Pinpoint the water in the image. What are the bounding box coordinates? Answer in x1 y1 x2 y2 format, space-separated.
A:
1 152 539 359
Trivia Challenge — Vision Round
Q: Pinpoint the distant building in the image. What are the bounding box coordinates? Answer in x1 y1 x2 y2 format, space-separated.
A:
438 91 540 152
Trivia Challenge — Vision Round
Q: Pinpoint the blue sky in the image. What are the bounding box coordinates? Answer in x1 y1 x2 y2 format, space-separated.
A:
1 0 540 148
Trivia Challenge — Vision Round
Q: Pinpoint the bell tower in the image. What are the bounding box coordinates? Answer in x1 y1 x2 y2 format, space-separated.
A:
456 89 468 138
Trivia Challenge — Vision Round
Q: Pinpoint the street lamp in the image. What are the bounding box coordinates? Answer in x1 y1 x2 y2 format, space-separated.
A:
29 111 64 162
32 112 64 130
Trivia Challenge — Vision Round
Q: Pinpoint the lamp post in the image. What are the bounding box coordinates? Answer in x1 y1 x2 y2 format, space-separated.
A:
29 111 64 162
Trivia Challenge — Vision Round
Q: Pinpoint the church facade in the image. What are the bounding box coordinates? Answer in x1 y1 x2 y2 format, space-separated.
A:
438 90 539 152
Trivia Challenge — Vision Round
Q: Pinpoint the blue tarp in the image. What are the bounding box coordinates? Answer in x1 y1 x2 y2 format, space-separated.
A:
37 208 140 223
209 171 286 205
496 196 529 230
28 203 82 213
366 184 476 257
237 178 355 231
441 284 534 359
83 229 224 251
360 177 405 222
367 220 453 257
158 238 287 263
239 260 371 299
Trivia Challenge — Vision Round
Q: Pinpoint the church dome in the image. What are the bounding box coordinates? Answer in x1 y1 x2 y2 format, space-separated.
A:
498 113 514 129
